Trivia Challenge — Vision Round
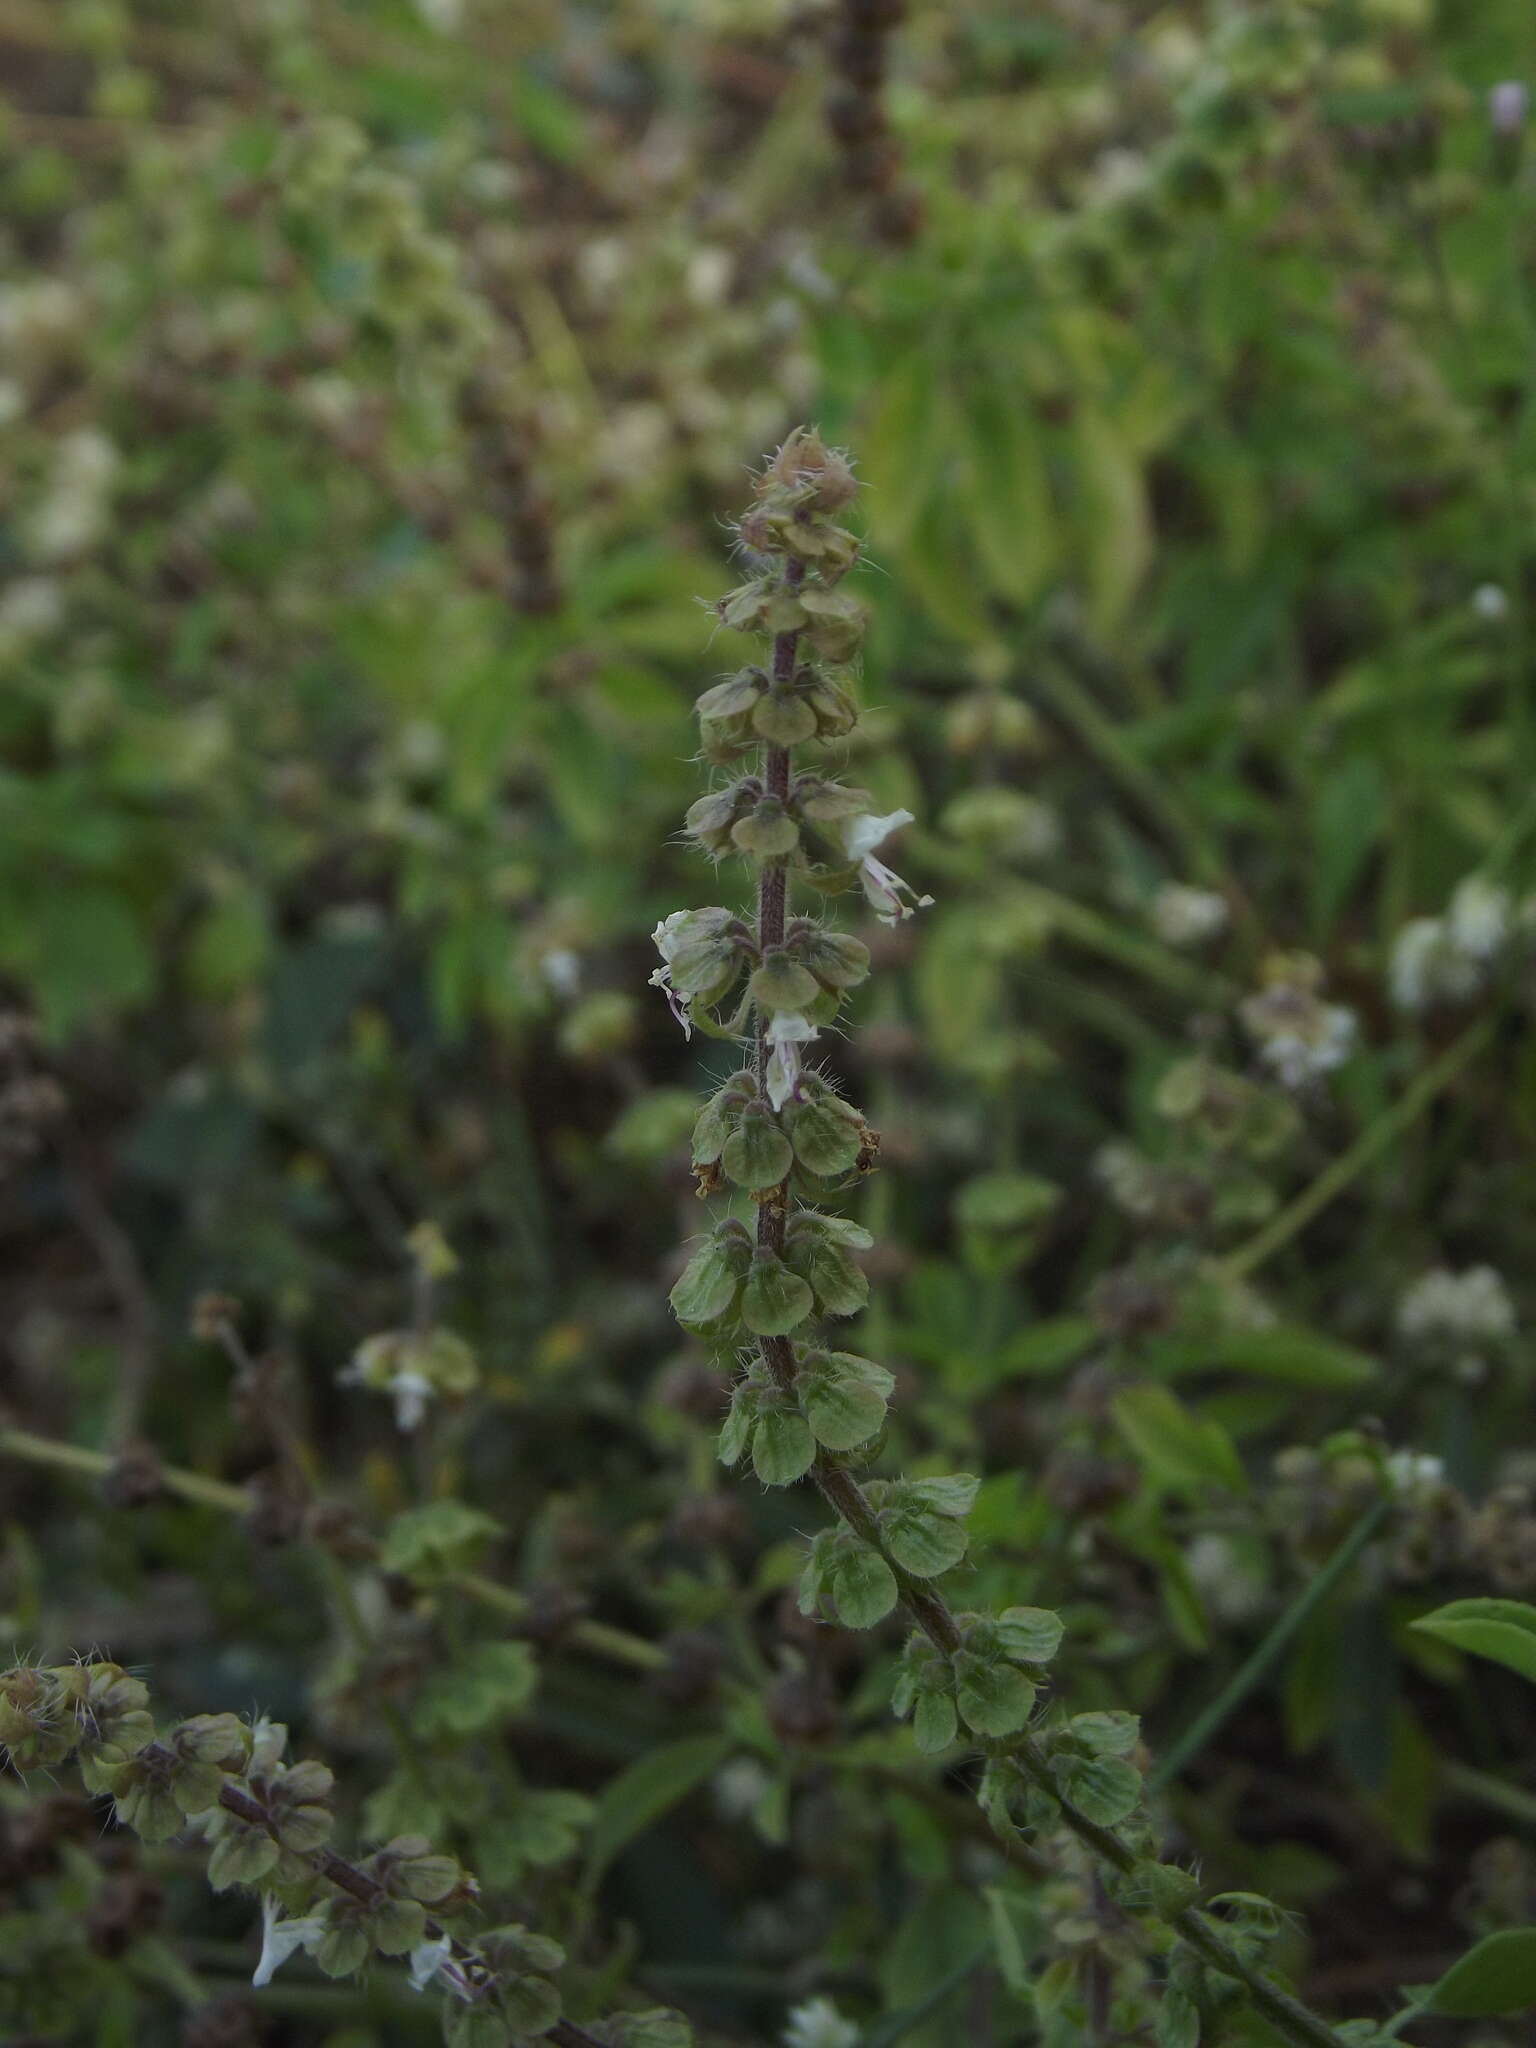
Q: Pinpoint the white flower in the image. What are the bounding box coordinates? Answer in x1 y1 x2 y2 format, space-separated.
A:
1389 917 1468 1012
840 811 933 925
1473 583 1510 621
541 947 582 998
782 1995 860 2048
1397 1266 1515 1346
1184 1532 1267 1624
1447 876 1510 961
248 1716 288 1772
649 911 694 1038
713 1755 774 1819
1386 1450 1445 1503
253 1894 325 1988
409 1936 454 1992
1389 875 1510 1011
1150 884 1228 948
765 1010 818 1111
389 1368 434 1431
1490 82 1529 137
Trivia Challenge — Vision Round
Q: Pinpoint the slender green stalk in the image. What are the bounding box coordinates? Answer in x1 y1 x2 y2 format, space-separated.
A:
0 1424 663 1676
1221 1017 1492 1281
1149 1499 1390 1794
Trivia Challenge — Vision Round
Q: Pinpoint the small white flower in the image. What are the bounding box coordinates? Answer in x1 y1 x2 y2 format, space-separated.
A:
1446 876 1509 961
541 947 582 998
1490 81 1529 137
253 1894 325 1988
388 1368 434 1432
649 911 694 1038
248 1716 288 1772
713 1755 774 1819
1389 917 1465 1012
1397 1266 1515 1346
840 811 934 926
1473 583 1510 621
1184 1532 1267 1624
408 1935 454 1992
1249 1005 1356 1089
765 1010 818 1111
1150 884 1228 948
782 1995 860 2048
1386 1449 1445 1503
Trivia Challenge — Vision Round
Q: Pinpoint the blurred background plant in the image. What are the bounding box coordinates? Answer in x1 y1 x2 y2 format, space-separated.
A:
5 0 1536 2043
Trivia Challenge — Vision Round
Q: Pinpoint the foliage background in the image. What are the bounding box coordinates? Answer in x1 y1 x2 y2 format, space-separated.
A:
4 0 1536 2042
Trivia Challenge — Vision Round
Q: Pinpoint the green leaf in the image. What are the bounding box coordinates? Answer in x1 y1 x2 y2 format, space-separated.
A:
961 373 1057 606
751 1410 815 1487
412 1641 539 1738
1426 1929 1536 2016
1157 1986 1201 2048
380 1501 501 1576
1000 1317 1097 1377
1072 406 1152 634
8 884 155 1039
581 1734 731 1893
831 1545 899 1628
1112 1384 1246 1497
1409 1599 1536 1687
1150 1326 1377 1390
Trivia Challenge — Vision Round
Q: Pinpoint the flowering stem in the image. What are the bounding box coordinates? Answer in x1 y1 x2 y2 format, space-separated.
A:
719 441 1348 2048
1148 1498 1391 1796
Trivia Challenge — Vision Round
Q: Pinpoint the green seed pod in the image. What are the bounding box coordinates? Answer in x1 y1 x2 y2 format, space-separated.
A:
686 786 747 855
799 1348 893 1449
670 1226 751 1324
740 1250 815 1336
797 927 870 991
752 687 819 745
749 950 821 1013
695 668 764 725
732 797 800 858
751 1408 816 1486
794 775 872 823
691 1070 755 1166
787 1093 865 1177
721 1107 793 1190
806 673 859 737
798 586 865 664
